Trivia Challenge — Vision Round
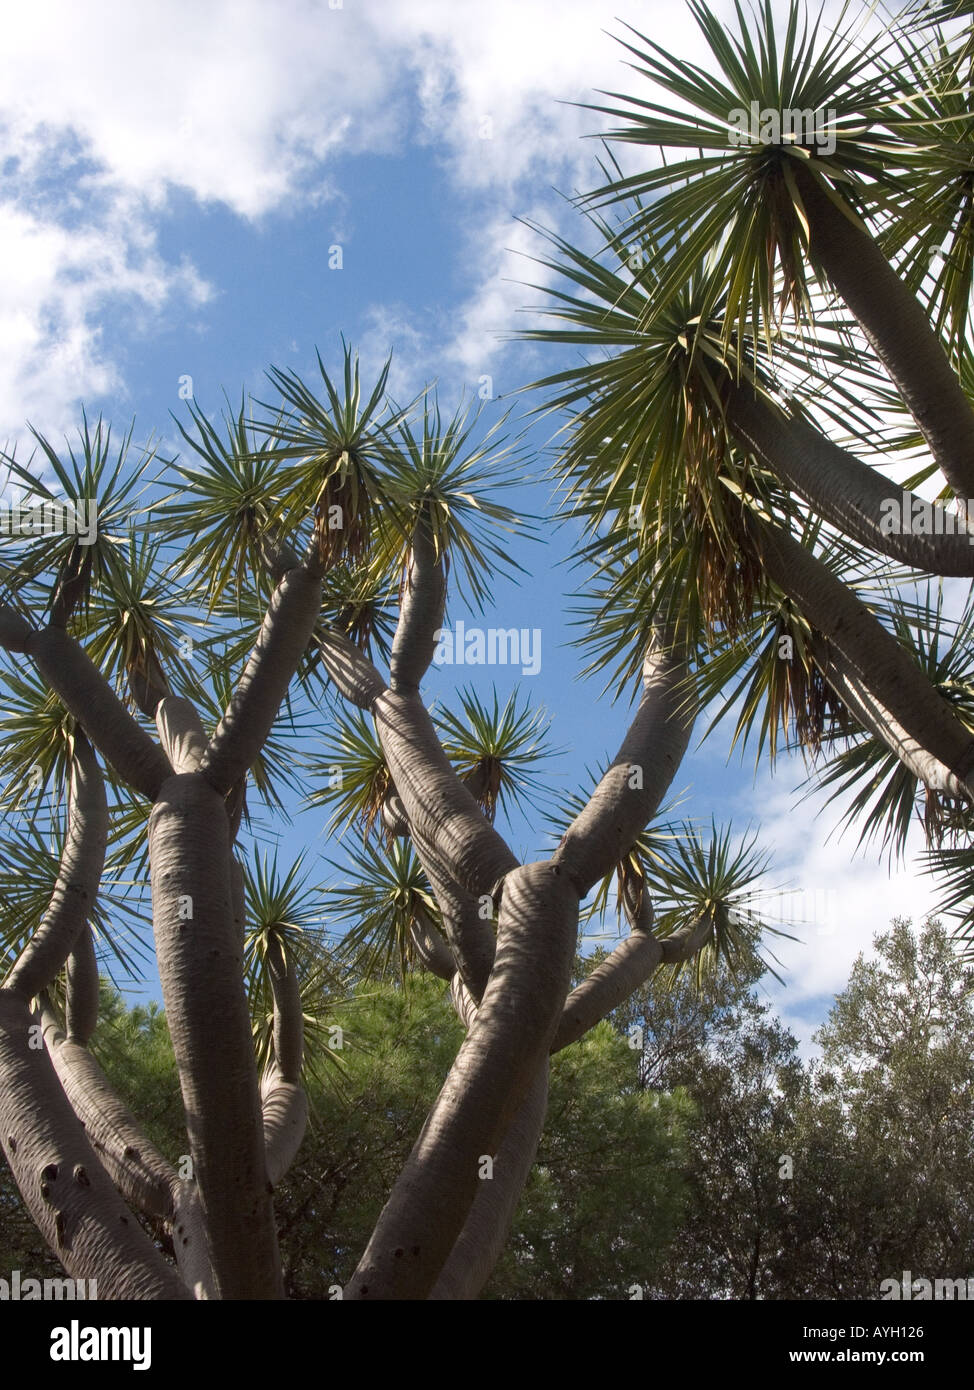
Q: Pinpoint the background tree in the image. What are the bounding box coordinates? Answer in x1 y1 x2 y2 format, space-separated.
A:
608 917 974 1299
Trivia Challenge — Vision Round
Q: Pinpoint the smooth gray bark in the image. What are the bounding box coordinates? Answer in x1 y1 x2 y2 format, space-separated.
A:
726 383 974 574
553 636 694 896
170 1179 218 1300
752 513 974 794
200 566 322 794
261 1067 309 1188
64 925 99 1047
265 937 303 1084
40 1006 176 1223
815 639 969 798
409 904 457 981
148 772 283 1298
156 695 208 773
429 1060 549 1301
4 733 107 1003
0 991 190 1299
374 692 518 897
389 510 446 693
796 166 974 502
24 628 170 798
345 861 579 1300
315 627 387 709
552 931 663 1053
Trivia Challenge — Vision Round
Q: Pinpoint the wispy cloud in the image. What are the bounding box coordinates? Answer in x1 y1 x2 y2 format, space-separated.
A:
733 760 943 1054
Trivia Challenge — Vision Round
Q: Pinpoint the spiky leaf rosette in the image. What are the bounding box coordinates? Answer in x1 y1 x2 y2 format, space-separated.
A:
304 709 392 843
647 820 797 986
324 840 441 984
1 413 160 626
375 391 534 611
434 686 559 826
163 394 295 609
578 2 914 353
257 341 408 571
242 850 347 1089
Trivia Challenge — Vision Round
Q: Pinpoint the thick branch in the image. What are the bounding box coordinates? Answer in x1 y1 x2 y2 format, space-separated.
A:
266 937 303 1084
389 509 446 693
726 383 974 574
156 695 208 773
658 907 716 964
752 513 974 794
815 639 968 797
551 899 714 1052
0 991 190 1298
261 1065 308 1188
373 691 518 901
430 1060 549 1301
64 924 99 1047
4 733 107 1003
424 866 495 1000
199 565 322 795
0 622 171 799
409 903 457 981
127 648 170 720
170 1179 218 1300
149 772 282 1298
381 788 409 837
552 635 694 897
796 167 974 501
315 628 387 709
345 861 578 1300
40 1003 176 1223
552 931 663 1053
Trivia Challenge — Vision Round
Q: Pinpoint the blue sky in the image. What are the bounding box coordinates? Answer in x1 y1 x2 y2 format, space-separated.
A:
0 0 943 1054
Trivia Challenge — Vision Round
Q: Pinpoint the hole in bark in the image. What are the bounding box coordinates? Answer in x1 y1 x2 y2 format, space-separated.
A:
40 1183 50 1200
124 1146 140 1161
7 1137 15 1153
119 1215 129 1225
41 1163 58 1182
182 1237 189 1246
73 1165 89 1187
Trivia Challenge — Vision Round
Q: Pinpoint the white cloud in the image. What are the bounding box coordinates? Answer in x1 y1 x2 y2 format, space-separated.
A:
0 0 933 485
731 758 944 1055
0 0 737 436
0 194 211 444
356 303 432 404
0 1 401 217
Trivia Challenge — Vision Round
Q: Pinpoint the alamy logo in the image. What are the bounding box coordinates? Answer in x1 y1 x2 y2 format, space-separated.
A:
0 496 98 545
433 622 542 677
50 1320 151 1371
880 493 974 543
728 101 838 155
1 1269 96 1300
880 1271 974 1300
